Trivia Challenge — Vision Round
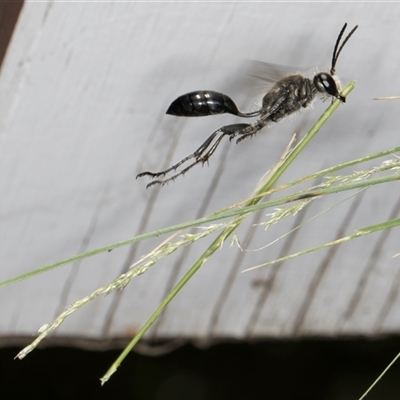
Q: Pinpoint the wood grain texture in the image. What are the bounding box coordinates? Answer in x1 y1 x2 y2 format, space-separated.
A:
0 2 399 346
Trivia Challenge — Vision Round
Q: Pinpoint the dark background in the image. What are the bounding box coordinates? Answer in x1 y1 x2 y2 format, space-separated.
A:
1 338 400 400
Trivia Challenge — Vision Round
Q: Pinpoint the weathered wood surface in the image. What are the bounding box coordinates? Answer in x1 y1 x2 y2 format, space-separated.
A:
0 2 399 346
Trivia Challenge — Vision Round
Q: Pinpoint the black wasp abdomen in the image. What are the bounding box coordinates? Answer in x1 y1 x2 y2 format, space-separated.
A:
166 90 242 117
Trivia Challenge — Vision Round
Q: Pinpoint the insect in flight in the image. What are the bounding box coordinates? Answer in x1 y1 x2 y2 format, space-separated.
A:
137 23 358 188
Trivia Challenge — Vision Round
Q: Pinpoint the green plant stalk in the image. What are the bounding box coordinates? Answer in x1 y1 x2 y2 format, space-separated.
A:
244 144 400 206
358 351 400 400
100 82 356 384
3 150 399 289
244 217 400 272
15 161 400 360
5 135 400 288
16 161 399 360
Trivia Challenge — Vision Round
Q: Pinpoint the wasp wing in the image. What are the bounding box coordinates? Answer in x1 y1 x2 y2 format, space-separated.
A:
238 59 313 98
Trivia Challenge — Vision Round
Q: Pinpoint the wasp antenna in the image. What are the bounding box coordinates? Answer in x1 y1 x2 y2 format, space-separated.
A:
331 23 358 75
331 23 348 74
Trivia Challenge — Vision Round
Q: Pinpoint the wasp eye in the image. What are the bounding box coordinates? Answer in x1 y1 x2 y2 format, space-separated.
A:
313 73 345 102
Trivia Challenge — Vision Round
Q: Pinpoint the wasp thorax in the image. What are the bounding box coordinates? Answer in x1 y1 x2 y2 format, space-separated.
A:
313 72 345 102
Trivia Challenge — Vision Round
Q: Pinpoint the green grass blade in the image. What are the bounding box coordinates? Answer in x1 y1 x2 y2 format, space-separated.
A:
100 82 356 384
243 217 400 272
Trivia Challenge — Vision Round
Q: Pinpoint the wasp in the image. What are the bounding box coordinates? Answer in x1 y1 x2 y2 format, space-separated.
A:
137 23 358 188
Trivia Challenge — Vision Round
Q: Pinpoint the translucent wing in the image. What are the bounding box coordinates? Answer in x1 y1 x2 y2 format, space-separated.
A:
238 59 314 99
245 60 297 83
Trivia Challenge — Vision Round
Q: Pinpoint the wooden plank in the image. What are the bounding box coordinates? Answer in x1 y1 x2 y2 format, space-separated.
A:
0 2 399 345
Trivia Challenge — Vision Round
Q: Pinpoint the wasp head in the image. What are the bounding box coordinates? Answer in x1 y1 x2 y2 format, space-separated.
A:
314 23 358 103
313 72 345 102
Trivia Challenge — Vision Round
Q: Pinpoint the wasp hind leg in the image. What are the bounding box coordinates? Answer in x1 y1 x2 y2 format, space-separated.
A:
136 130 220 180
137 123 251 188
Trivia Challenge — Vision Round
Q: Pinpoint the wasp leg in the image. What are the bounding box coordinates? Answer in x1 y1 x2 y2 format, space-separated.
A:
235 94 288 143
136 130 220 180
237 110 262 118
142 124 251 187
235 119 269 143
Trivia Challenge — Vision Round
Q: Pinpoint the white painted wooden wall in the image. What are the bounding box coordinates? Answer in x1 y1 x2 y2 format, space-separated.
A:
1 2 400 346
